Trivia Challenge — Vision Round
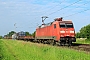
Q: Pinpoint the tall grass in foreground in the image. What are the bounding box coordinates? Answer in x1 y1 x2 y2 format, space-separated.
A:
0 39 90 60
0 39 16 60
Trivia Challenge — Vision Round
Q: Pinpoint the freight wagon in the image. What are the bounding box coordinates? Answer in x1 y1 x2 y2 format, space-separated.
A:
16 31 34 41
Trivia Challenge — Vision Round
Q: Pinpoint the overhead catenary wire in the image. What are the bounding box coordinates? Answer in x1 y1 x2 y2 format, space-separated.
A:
31 0 82 23
64 9 90 18
47 0 82 16
61 1 90 15
30 0 89 26
28 0 88 18
42 0 66 15
36 0 87 25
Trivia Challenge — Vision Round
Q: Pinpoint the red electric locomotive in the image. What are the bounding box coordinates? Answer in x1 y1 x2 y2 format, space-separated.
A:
35 17 76 46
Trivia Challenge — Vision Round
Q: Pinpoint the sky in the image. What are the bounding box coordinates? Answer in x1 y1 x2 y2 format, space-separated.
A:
0 0 90 36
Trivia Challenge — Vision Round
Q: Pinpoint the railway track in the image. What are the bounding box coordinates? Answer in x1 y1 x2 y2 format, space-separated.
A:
34 41 90 52
71 43 90 52
19 39 90 52
52 42 90 52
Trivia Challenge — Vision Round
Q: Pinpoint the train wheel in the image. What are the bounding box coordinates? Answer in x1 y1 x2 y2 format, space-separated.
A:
47 40 50 44
60 41 66 46
54 40 56 45
60 41 62 46
68 41 72 47
41 40 43 43
33 38 37 43
42 40 46 44
50 40 55 46
38 39 41 43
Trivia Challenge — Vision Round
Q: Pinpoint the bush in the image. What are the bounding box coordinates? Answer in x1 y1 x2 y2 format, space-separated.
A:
76 24 90 40
0 36 3 39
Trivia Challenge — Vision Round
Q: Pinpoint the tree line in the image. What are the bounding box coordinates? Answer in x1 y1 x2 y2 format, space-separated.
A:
4 31 35 38
76 24 90 39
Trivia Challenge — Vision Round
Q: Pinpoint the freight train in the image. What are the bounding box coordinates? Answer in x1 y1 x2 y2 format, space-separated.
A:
4 17 76 46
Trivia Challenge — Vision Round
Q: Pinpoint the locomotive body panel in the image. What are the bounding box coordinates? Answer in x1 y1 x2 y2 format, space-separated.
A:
36 23 55 39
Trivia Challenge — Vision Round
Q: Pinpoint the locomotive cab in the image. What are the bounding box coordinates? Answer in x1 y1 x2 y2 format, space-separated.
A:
53 18 76 46
59 22 76 45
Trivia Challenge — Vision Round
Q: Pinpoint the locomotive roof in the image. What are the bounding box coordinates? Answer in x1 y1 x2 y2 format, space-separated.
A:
59 20 72 23
38 22 53 28
37 19 73 28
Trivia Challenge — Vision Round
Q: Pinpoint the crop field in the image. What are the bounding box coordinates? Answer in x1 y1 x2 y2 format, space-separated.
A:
0 39 90 60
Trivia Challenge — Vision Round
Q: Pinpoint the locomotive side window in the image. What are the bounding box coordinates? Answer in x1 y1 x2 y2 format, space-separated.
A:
60 23 65 28
66 24 73 28
54 24 56 28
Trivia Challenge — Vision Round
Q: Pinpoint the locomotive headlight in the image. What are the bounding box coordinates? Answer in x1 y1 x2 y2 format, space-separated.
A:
70 31 74 33
60 31 65 33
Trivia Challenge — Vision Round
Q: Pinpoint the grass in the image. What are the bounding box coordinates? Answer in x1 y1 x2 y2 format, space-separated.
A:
76 38 90 44
0 39 90 60
0 39 16 60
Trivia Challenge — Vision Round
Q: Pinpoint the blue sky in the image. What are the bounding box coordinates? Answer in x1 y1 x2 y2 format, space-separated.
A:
0 0 90 36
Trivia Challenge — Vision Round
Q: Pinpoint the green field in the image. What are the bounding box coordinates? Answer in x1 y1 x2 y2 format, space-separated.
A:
0 39 90 60
76 38 90 44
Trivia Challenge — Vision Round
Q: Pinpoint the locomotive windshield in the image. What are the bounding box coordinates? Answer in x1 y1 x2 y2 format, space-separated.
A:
60 23 73 28
60 23 65 28
66 24 73 28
